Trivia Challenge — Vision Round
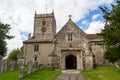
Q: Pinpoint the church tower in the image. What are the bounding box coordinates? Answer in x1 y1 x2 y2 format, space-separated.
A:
34 11 56 40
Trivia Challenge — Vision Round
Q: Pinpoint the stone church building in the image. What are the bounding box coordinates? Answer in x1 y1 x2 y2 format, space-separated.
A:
18 12 105 70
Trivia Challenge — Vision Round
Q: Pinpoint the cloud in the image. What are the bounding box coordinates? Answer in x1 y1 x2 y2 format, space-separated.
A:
92 14 100 20
0 0 114 56
33 0 114 31
85 21 105 34
82 20 88 25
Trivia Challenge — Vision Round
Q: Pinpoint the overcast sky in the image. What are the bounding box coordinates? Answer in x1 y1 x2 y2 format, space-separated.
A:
0 0 116 55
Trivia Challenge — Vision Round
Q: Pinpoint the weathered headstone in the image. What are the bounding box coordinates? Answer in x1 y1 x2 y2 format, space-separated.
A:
0 61 1 72
0 60 7 73
27 61 33 74
19 70 28 78
19 62 40 78
32 62 38 72
19 64 26 78
115 60 120 68
4 60 7 72
39 64 43 70
0 61 3 72
19 63 24 71
10 61 19 71
104 60 109 66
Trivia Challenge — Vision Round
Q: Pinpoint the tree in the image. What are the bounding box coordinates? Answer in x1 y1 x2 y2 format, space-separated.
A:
7 49 20 61
100 0 120 63
0 55 2 60
0 21 14 57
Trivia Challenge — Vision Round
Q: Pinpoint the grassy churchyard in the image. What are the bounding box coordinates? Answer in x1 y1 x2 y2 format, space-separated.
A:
82 66 120 80
0 67 61 80
0 66 120 80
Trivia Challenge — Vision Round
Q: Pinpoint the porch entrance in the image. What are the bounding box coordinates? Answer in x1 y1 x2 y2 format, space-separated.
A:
65 55 77 69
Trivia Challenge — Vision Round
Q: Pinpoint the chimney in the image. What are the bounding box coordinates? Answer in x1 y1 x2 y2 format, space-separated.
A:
28 33 31 39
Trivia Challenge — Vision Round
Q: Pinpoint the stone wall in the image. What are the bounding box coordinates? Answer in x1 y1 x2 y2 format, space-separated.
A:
54 19 93 70
90 41 105 66
85 56 93 69
23 43 54 66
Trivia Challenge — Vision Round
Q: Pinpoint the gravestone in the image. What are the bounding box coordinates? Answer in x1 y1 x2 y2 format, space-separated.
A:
0 61 1 72
39 64 43 70
0 60 7 73
4 60 7 72
32 62 38 72
0 60 3 72
19 70 28 78
19 64 26 78
19 63 24 71
115 60 120 68
27 61 33 74
10 61 19 71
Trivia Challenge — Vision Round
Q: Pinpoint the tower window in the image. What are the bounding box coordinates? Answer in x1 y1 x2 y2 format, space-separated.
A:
68 33 73 41
34 44 39 52
35 56 37 61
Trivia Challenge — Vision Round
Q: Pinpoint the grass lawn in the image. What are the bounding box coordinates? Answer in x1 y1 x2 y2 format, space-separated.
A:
0 69 20 80
0 68 61 80
82 66 120 80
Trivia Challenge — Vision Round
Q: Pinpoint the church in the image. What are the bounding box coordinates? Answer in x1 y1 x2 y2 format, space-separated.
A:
18 11 105 70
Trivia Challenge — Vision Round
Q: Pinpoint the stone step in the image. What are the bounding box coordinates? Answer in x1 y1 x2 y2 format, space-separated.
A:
55 70 85 80
62 70 80 74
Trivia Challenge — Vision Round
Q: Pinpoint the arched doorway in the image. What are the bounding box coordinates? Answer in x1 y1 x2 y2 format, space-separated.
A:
65 55 77 69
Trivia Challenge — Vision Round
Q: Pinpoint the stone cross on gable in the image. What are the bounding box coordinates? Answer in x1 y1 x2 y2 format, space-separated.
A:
68 14 72 19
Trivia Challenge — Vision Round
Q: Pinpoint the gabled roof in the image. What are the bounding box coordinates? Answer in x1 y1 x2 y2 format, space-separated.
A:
55 18 86 38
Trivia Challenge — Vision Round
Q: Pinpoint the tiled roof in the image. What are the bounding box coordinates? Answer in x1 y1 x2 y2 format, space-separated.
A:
87 34 103 41
23 38 53 43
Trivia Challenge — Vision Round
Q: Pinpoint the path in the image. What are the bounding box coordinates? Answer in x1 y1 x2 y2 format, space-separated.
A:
55 70 85 80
